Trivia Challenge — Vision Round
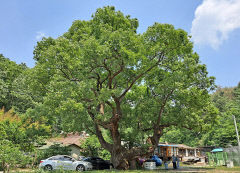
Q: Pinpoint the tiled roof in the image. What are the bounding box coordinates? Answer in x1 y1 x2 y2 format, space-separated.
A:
158 142 197 149
47 132 89 147
177 144 196 149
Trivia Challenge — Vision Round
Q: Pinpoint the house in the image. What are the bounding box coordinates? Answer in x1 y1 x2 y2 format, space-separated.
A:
39 132 89 159
154 142 202 161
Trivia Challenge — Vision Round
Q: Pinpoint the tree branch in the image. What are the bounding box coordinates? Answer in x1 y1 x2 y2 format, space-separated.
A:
108 60 124 89
119 60 162 102
87 106 113 150
156 89 174 126
95 123 113 150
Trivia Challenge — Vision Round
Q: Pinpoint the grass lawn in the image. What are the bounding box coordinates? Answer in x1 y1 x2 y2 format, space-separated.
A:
9 165 240 173
83 166 240 172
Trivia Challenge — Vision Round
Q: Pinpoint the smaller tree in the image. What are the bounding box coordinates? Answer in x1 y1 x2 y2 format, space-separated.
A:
0 108 51 152
0 54 33 113
201 85 240 147
0 140 24 173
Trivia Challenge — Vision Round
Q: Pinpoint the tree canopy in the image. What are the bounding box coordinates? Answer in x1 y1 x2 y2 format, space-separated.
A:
2 6 240 171
29 6 216 169
28 6 217 169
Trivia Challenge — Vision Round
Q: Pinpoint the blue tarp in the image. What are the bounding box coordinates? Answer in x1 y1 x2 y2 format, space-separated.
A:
151 155 162 166
158 144 178 147
211 148 223 152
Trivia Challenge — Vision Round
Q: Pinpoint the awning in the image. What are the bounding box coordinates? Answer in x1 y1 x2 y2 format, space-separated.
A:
158 144 178 147
211 148 223 152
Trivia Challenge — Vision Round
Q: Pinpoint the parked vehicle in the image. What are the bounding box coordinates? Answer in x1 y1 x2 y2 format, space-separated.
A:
39 155 92 171
83 157 113 170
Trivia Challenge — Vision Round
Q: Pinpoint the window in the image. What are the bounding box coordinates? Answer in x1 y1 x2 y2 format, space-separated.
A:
49 156 62 160
63 156 74 161
96 158 104 162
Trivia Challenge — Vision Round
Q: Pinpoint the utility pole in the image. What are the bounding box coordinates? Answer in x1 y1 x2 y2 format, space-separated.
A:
232 115 240 149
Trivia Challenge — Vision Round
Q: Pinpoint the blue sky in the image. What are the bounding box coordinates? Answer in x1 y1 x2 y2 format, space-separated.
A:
0 0 240 87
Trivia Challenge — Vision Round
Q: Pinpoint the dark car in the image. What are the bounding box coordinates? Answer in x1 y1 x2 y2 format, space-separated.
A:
83 157 113 170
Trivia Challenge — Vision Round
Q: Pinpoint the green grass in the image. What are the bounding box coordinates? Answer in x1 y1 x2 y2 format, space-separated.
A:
11 166 240 173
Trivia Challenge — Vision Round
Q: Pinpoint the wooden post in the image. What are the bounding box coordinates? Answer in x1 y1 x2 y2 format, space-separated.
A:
194 149 197 157
185 149 188 157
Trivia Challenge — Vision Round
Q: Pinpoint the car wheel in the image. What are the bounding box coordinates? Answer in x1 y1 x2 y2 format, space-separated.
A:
44 165 53 171
76 164 85 172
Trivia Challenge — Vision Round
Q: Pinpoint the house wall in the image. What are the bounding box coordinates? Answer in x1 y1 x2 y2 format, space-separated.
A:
156 146 178 158
69 145 81 159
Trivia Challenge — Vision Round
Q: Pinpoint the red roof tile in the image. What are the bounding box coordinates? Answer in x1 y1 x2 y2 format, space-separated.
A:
48 132 89 147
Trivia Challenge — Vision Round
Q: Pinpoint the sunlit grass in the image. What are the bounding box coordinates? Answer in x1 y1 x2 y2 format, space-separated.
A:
12 165 240 172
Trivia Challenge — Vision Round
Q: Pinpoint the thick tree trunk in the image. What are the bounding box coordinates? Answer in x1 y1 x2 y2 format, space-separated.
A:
111 152 129 170
93 97 164 170
109 142 155 170
129 159 137 170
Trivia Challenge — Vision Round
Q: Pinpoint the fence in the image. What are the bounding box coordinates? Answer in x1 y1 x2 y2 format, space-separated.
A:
224 146 240 166
207 151 228 166
207 146 240 166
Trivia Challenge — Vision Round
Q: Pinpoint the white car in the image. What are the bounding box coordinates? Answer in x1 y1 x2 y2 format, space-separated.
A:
39 155 92 171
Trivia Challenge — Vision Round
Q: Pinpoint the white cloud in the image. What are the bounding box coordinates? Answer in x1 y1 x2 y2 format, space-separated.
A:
36 31 47 41
191 0 240 49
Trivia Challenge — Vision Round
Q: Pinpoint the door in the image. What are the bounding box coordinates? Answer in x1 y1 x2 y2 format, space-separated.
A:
90 158 98 169
48 156 62 169
62 156 74 170
55 156 65 169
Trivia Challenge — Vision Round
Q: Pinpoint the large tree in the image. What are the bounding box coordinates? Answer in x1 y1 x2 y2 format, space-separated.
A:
31 6 216 169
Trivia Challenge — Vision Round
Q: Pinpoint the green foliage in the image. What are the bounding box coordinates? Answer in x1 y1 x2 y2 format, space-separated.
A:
161 84 240 148
31 6 215 134
0 54 37 113
0 140 26 172
198 85 240 147
80 135 111 160
0 109 51 152
160 127 201 147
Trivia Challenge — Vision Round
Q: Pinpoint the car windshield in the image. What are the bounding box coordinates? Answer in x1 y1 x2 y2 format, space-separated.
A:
78 156 86 160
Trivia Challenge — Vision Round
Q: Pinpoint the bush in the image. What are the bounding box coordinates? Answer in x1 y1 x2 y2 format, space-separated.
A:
0 140 25 172
80 135 111 160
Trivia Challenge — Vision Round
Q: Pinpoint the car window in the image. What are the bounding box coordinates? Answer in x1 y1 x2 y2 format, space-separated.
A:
62 156 74 161
84 158 91 161
89 157 96 161
95 157 103 161
49 156 62 160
